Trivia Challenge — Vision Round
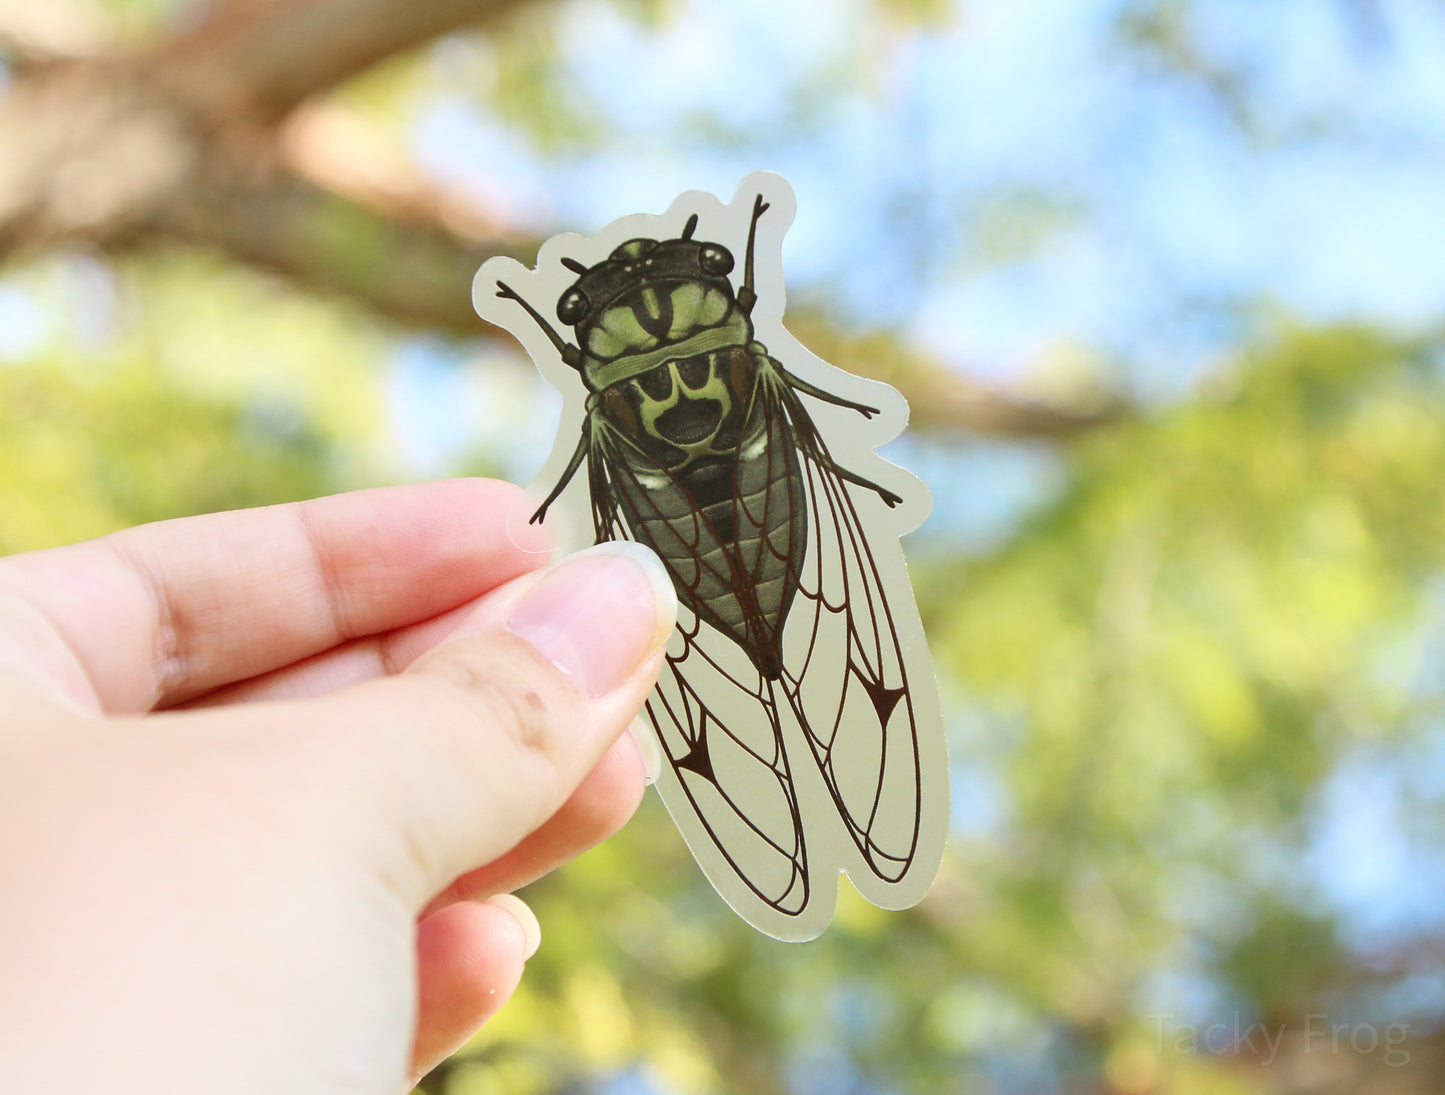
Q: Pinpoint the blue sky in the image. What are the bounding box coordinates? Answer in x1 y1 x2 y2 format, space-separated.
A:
415 0 1445 387
399 0 1445 556
398 0 1445 567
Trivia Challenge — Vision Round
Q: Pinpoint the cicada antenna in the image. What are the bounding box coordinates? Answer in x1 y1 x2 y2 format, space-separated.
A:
738 193 770 315
495 280 582 369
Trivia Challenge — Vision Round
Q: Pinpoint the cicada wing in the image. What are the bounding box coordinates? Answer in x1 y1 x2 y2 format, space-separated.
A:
758 363 948 911
647 628 812 922
586 422 815 934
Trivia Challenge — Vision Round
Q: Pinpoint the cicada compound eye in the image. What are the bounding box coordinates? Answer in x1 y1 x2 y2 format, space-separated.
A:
699 244 734 276
557 286 589 325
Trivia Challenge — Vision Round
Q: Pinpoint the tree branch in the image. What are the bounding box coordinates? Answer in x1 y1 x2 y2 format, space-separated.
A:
149 165 529 331
147 0 534 126
785 317 1124 440
0 0 530 258
153 137 1123 440
0 0 1128 441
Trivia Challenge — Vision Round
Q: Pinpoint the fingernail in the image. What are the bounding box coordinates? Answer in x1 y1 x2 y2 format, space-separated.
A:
485 893 541 959
627 716 663 785
506 542 676 698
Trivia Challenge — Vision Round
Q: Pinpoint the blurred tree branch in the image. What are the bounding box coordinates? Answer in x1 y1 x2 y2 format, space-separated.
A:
0 0 1123 440
0 0 529 257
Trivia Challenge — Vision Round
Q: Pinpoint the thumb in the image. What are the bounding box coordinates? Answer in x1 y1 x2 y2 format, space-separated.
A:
213 541 677 907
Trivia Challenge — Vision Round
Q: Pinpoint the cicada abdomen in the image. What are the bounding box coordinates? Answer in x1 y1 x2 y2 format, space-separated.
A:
475 173 948 941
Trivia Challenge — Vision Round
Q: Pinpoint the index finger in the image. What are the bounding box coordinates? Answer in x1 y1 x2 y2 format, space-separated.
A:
0 479 552 714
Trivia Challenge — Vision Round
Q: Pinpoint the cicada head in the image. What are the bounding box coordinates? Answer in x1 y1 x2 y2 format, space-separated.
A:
558 233 744 367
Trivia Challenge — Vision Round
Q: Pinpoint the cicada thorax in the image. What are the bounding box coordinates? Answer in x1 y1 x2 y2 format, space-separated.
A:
578 271 808 679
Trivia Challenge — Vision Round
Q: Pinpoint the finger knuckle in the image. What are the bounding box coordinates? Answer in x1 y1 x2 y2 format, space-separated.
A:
421 638 578 768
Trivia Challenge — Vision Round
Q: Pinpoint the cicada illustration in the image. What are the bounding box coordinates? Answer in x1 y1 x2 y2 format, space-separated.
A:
475 174 948 940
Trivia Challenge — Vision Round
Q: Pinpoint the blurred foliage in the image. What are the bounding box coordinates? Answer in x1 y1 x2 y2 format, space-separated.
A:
3 1 1444 1094
486 9 603 153
0 251 392 550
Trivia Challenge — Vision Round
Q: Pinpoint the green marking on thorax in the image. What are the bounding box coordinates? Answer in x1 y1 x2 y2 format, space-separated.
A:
598 305 654 352
585 311 751 391
636 356 735 440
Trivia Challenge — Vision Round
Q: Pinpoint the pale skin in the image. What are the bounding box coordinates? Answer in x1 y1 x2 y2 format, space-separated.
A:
0 478 676 1093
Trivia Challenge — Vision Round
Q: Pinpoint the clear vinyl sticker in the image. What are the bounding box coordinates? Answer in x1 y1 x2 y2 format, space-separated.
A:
474 173 949 941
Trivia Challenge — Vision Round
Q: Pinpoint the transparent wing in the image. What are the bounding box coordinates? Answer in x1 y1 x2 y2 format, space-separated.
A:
765 368 929 893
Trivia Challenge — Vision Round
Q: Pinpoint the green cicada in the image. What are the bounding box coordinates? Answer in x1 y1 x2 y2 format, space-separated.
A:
478 176 948 940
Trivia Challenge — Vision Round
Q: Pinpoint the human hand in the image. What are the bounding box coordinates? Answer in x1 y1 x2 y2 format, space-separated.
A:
0 479 675 1093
